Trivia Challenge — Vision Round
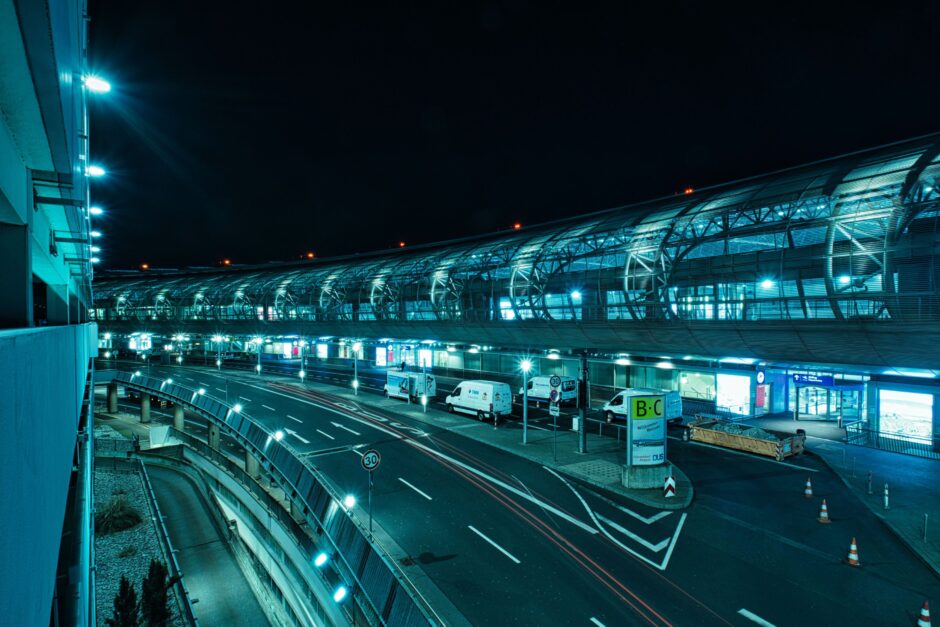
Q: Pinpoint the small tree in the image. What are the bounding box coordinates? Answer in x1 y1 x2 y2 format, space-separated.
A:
105 575 139 627
141 559 179 626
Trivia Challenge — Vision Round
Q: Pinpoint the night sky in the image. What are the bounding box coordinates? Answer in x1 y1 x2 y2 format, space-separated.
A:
87 1 940 270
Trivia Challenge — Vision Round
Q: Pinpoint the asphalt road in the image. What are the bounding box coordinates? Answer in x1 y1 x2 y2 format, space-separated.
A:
109 361 940 626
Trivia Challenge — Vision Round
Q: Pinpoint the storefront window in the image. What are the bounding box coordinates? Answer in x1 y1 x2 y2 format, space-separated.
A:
679 372 716 400
717 373 751 416
879 389 933 441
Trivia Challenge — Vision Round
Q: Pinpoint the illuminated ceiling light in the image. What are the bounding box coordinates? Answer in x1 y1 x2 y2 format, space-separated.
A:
90 246 101 253
838 275 851 285
314 552 329 568
468 347 479 354
90 257 100 264
86 165 106 177
546 352 560 360
88 206 103 216
83 75 111 93
760 279 775 289
570 290 582 300
103 332 112 340
212 335 223 342
333 585 349 604
90 230 102 238
655 361 674 369
615 358 630 366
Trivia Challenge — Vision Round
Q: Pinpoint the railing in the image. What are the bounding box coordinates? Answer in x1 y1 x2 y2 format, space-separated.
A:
112 371 436 627
846 423 940 460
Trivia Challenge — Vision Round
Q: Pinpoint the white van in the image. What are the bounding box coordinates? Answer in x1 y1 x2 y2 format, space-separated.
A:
602 388 683 424
445 380 513 421
384 371 436 403
518 375 578 404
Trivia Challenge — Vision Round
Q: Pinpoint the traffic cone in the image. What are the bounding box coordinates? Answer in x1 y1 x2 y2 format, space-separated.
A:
845 537 860 567
817 499 831 524
804 477 814 498
918 601 931 627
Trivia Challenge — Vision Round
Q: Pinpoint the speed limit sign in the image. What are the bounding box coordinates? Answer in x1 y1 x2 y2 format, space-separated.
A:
549 375 561 388
361 449 381 471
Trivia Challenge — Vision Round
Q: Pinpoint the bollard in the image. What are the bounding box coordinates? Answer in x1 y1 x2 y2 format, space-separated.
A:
925 514 929 543
884 482 890 510
867 471 873 495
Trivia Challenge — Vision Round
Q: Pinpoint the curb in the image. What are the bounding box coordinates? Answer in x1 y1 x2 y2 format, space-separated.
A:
813 451 940 582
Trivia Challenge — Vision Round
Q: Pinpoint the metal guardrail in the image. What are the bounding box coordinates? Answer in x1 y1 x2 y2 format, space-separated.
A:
846 423 940 460
112 370 435 627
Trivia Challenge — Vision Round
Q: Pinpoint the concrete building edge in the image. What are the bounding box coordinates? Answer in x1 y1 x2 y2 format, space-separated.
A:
812 452 940 582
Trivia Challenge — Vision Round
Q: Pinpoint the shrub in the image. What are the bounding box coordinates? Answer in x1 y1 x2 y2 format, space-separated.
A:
95 495 142 535
105 575 139 627
118 545 137 558
141 559 179 627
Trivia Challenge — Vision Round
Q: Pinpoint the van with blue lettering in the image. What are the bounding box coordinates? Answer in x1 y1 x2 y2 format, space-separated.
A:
602 388 682 424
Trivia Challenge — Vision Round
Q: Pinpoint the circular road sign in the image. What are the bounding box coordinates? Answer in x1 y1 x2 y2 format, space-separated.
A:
549 375 562 388
361 449 381 472
549 389 559 403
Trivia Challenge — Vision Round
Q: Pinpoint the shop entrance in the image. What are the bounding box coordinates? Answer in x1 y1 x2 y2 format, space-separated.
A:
795 386 861 423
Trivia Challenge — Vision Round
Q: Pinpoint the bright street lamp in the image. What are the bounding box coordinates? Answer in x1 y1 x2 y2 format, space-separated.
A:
274 430 284 442
233 403 242 413
332 585 349 604
90 230 102 238
88 206 103 216
343 494 356 509
314 552 329 568
86 165 106 177
83 75 112 93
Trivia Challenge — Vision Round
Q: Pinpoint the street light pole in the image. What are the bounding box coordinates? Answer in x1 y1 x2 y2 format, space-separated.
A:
521 359 531 445
353 342 362 396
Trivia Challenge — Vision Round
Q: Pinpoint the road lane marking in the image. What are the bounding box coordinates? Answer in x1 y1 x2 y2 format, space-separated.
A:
590 619 606 627
287 415 302 423
316 429 335 440
701 504 835 561
284 428 310 444
468 526 520 564
660 511 687 571
248 383 597 534
580 485 673 525
239 396 252 402
398 477 432 501
198 382 211 387
738 609 775 626
595 514 669 552
545 467 683 570
330 421 361 436
215 387 226 393
262 404 276 411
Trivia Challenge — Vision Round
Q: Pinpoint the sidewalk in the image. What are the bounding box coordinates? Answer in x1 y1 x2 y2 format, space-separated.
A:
746 416 940 579
289 378 693 510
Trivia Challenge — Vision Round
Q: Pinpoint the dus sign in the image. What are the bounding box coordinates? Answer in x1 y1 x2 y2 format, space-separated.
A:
628 395 666 466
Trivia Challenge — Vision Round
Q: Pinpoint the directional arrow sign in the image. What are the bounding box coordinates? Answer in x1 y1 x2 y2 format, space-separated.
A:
331 421 362 436
284 428 311 444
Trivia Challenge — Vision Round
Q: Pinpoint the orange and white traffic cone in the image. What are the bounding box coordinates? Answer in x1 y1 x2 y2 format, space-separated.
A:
845 537 860 567
817 499 831 524
804 477 814 498
918 600 931 627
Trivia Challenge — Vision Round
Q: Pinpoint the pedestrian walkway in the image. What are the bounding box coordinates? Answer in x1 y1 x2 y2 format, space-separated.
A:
290 379 693 510
745 415 940 580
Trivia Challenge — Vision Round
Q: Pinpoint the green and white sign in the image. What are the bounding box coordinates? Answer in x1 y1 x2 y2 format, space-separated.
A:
627 395 667 466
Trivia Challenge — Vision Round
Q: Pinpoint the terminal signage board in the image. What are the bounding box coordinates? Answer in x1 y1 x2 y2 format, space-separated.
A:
792 373 834 387
628 395 666 466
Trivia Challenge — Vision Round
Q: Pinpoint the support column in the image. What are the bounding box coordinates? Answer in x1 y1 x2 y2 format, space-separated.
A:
245 451 260 479
207 422 220 450
173 404 185 431
140 394 151 423
290 499 304 520
45 283 69 325
107 382 118 413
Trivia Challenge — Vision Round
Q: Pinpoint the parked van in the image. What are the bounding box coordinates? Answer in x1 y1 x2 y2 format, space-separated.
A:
445 380 513 421
384 371 436 402
518 375 578 404
602 388 683 424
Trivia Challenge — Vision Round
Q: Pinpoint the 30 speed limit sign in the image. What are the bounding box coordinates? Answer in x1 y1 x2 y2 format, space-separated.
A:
361 449 381 471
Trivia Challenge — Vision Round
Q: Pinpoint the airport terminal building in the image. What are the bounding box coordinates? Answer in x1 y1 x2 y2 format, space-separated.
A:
92 133 940 455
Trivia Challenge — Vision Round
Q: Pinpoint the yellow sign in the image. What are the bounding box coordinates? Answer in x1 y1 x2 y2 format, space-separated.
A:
630 396 665 420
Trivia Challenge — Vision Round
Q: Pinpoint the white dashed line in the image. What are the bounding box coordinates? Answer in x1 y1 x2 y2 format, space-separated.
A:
215 387 225 393
239 396 252 402
287 415 302 423
590 618 606 627
316 429 335 440
737 609 776 626
468 526 520 564
262 404 276 411
398 477 432 501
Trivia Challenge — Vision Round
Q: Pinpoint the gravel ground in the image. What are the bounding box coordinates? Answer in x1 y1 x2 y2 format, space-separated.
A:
94 463 184 626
